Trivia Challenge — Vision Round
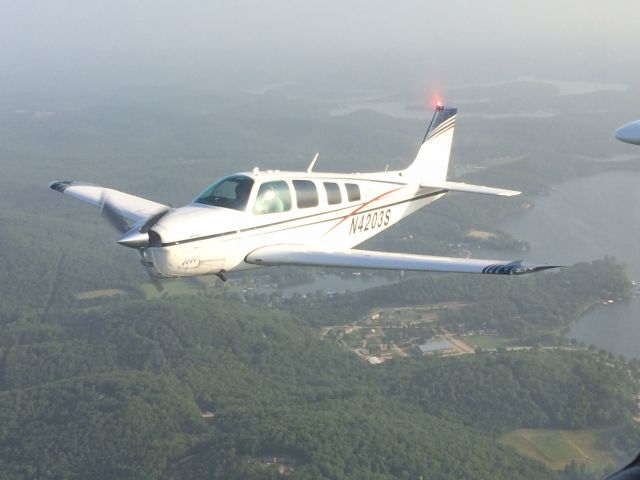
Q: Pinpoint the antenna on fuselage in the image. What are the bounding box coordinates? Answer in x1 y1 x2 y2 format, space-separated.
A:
307 152 319 173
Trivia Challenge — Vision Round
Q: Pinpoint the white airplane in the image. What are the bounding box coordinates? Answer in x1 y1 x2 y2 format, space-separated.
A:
49 104 557 281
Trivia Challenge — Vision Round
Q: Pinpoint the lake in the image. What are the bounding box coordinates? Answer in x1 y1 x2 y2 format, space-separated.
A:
327 77 628 121
494 170 640 358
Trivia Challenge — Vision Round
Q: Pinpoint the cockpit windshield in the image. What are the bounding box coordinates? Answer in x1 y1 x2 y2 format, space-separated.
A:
194 175 254 211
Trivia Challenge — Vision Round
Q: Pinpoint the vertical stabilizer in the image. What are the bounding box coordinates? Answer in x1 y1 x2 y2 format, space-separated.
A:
405 105 457 183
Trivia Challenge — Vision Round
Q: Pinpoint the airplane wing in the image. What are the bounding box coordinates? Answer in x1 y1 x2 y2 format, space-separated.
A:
49 180 169 223
245 245 558 275
421 181 520 197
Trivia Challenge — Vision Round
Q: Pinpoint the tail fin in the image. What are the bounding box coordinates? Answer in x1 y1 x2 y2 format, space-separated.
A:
405 105 457 183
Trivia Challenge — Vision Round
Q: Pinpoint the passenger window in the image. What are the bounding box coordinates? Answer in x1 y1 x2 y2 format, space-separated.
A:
324 182 342 205
345 183 361 202
293 180 319 208
253 181 292 214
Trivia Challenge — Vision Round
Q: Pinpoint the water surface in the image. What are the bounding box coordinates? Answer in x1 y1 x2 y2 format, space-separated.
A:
496 170 640 357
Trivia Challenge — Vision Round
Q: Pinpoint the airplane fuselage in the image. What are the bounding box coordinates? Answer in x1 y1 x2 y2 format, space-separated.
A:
143 170 445 277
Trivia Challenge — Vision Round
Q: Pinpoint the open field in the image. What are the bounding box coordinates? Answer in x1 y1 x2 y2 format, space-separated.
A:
139 279 203 298
366 302 470 325
464 334 515 350
501 428 618 471
467 229 497 240
74 289 128 300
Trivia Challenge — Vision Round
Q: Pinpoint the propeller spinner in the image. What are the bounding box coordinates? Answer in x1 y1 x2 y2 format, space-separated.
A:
118 208 171 248
100 194 170 249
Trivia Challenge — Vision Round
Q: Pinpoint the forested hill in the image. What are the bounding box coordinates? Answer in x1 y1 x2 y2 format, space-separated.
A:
0 289 638 479
278 258 631 336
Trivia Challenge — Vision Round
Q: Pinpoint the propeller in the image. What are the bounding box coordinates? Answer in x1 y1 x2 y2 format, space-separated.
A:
100 192 171 248
116 207 171 249
100 193 170 291
100 195 131 233
144 266 167 293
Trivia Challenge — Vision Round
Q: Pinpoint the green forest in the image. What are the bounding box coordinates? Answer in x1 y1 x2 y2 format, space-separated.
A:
1 291 639 480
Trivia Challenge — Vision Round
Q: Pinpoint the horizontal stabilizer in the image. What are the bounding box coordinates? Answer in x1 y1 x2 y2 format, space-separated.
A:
49 180 169 223
420 181 520 197
246 244 558 275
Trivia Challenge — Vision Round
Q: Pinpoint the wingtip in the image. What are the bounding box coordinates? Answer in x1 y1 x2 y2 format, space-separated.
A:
533 264 563 272
49 180 98 192
49 180 73 193
514 264 563 275
482 261 562 275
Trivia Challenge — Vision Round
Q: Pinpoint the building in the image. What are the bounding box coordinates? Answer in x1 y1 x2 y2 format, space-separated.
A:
418 340 453 355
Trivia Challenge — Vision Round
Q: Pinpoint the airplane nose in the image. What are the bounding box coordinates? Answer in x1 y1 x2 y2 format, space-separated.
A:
117 228 163 248
117 229 150 248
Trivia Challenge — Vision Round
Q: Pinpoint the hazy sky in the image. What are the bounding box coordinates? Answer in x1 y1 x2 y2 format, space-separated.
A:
1 0 638 93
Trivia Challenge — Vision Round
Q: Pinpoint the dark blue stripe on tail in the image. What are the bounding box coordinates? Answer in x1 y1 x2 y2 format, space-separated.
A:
422 106 457 144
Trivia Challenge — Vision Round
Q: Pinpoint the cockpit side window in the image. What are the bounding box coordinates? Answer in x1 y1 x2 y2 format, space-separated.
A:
194 175 254 211
253 180 292 214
